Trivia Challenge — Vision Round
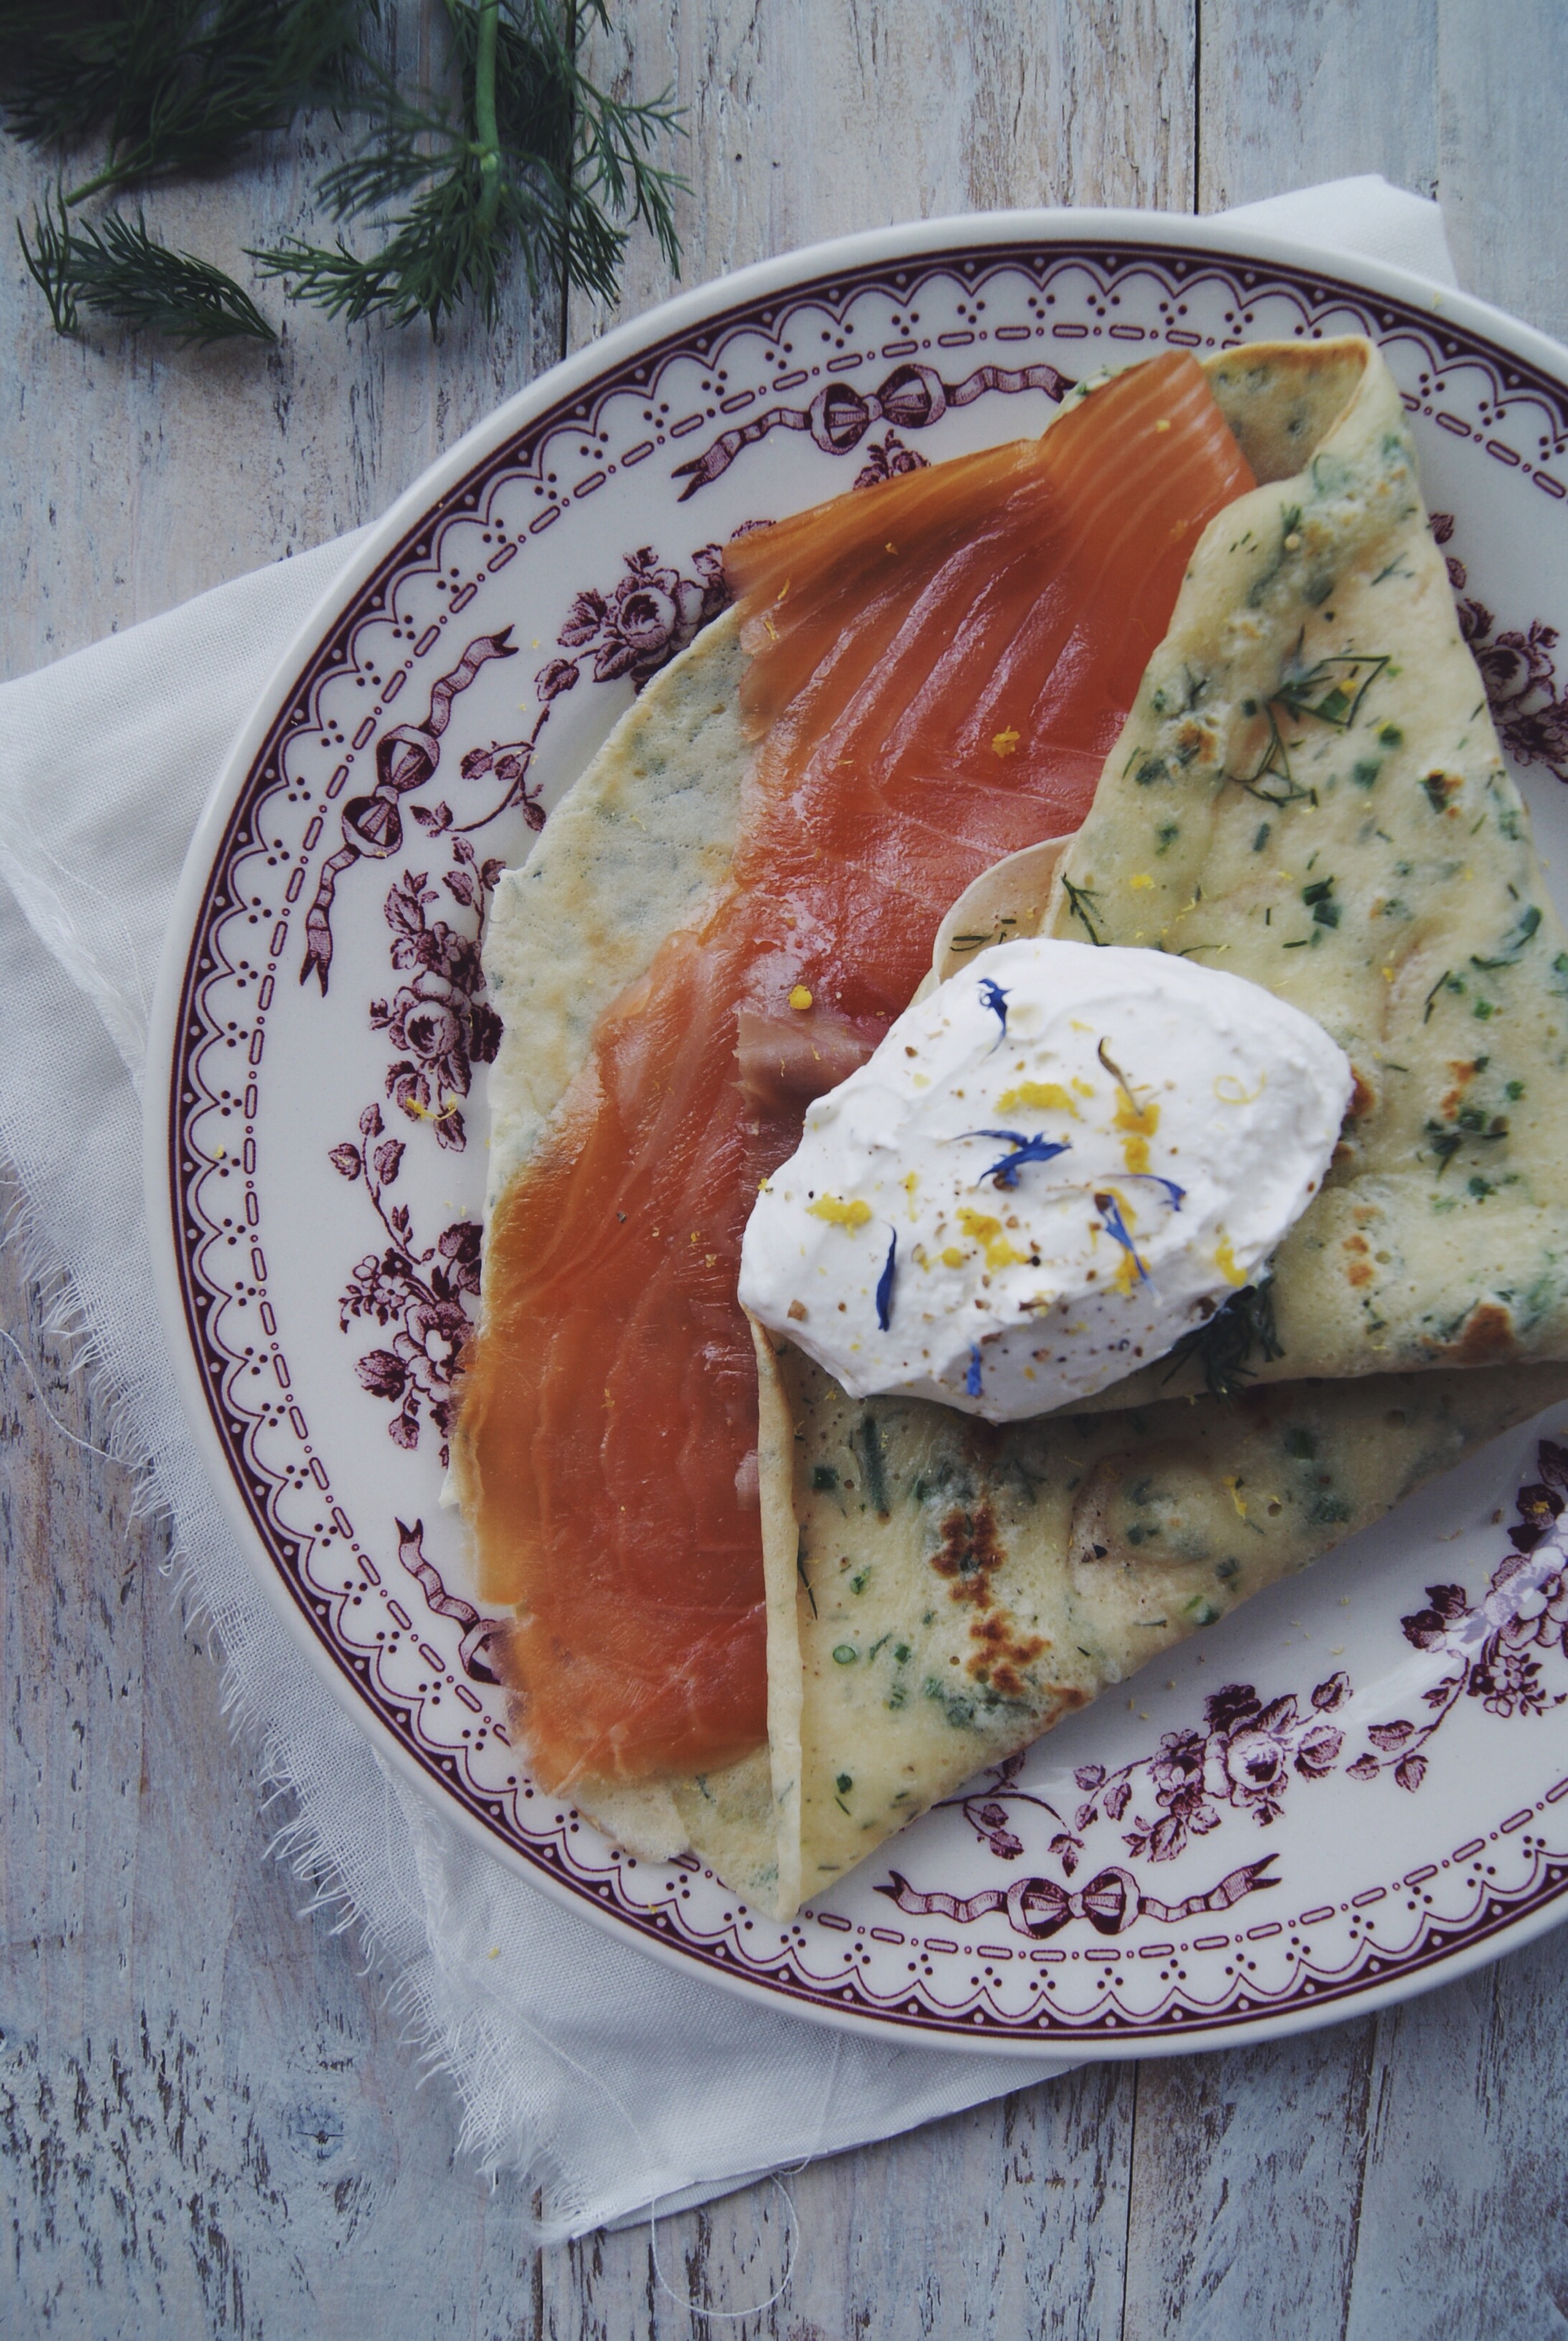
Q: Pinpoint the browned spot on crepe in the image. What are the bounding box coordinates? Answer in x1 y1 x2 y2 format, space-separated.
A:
930 1503 1006 1606
1445 1302 1519 1366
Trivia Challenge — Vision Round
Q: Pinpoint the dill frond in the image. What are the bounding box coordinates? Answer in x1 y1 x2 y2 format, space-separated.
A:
1162 1282 1283 1400
19 188 276 344
4 0 684 345
0 1 367 199
251 0 686 331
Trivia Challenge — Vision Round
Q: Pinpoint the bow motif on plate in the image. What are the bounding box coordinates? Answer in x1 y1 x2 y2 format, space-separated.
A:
396 1516 504 1683
877 1853 1279 1940
301 630 518 993
671 358 1076 500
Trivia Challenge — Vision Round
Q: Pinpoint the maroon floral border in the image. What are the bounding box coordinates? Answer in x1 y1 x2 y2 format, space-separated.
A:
165 229 1568 2048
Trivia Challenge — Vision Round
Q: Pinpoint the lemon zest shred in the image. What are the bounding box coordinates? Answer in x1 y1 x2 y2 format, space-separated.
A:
996 1080 1079 1117
808 1196 872 1229
958 1206 1027 1270
1113 1093 1159 1139
1214 1234 1247 1287
1113 1088 1158 1180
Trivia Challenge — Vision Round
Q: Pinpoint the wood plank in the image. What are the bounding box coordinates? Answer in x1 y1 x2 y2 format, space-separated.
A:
1122 2022 1376 2340
1436 0 1568 342
1196 0 1439 219
1197 0 1568 346
0 21 559 678
572 0 1196 349
0 9 557 2332
1343 1929 1568 2340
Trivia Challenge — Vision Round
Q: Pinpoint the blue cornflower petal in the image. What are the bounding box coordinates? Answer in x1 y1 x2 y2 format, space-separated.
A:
978 976 1009 1047
1095 1189 1150 1282
875 1230 897 1330
961 1127 1073 1188
1128 1172 1186 1211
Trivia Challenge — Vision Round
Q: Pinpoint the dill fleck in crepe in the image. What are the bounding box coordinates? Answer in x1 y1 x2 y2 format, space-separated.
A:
459 337 1568 1916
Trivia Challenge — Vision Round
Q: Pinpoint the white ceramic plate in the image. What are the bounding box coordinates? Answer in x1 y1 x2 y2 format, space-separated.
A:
148 211 1568 2055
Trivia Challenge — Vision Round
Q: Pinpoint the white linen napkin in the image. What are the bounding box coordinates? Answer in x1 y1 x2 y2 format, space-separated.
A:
0 176 1456 2243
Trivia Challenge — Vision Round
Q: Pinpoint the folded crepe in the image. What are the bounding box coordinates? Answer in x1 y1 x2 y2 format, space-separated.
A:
1043 339 1568 1401
760 1343 1564 1907
457 338 1568 1916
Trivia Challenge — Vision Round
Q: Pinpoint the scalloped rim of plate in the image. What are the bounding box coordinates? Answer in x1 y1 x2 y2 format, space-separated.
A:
145 204 1568 2058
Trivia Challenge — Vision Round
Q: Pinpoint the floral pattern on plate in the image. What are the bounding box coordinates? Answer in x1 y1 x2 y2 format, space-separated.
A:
154 219 1568 2051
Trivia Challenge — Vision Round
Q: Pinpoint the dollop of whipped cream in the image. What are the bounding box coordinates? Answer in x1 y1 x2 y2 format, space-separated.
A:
738 940 1352 1420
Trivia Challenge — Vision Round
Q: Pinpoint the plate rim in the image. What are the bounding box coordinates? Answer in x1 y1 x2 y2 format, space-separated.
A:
145 202 1568 2058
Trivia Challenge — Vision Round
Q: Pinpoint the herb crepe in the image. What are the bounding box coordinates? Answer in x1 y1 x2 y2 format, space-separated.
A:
1046 337 1568 1403
463 339 1568 1915
755 1340 1564 1903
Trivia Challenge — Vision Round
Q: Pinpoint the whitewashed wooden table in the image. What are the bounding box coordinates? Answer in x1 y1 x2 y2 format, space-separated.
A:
6 6 1568 2333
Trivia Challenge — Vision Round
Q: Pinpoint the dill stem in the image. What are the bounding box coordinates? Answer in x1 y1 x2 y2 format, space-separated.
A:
65 165 127 207
473 0 503 233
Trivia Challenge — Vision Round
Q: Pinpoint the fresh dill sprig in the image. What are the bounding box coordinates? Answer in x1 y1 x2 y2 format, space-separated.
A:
1163 1282 1283 1399
19 188 277 343
252 0 684 330
0 0 367 200
1059 876 1104 945
3 0 684 346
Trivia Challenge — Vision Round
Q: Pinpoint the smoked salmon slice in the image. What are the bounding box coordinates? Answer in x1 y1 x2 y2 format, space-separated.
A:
458 352 1256 1792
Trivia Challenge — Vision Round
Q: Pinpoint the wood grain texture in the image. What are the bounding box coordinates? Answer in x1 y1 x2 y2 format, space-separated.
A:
1196 0 1440 219
0 1242 544 2337
572 0 1195 351
1434 0 1568 346
1197 0 1568 345
6 2 1568 2335
533 2063 1138 2340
